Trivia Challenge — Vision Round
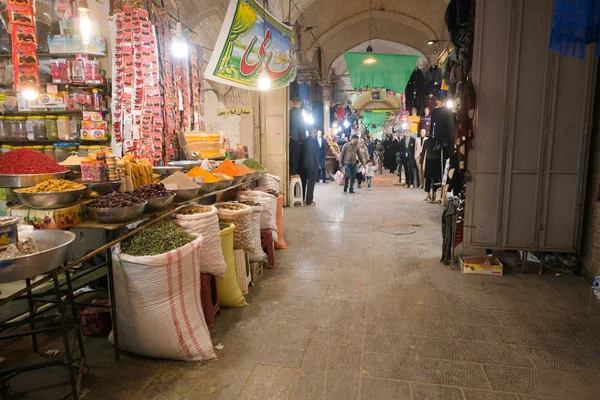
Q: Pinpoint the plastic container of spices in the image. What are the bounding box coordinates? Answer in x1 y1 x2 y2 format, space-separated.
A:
45 116 59 140
94 161 107 182
0 116 6 140
78 145 89 158
13 117 28 140
81 160 94 181
2 145 13 154
57 116 71 140
44 145 55 160
28 116 47 141
32 145 44 154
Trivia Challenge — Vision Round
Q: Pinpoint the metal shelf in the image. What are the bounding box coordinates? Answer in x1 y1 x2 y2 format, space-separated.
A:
1 110 107 116
0 139 110 144
0 52 106 59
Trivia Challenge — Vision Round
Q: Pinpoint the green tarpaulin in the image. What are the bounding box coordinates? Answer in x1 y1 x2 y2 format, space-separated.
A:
363 111 387 126
343 52 419 93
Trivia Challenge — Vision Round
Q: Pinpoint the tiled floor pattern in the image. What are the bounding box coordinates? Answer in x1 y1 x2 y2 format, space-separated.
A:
4 172 600 399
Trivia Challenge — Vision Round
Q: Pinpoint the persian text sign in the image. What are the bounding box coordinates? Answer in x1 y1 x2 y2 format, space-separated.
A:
206 0 296 90
217 108 253 117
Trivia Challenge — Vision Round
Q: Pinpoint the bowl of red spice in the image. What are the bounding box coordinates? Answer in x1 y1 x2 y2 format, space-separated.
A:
0 149 68 188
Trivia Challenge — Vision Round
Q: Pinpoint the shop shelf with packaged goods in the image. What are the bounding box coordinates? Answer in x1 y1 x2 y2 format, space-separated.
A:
0 139 110 145
0 52 106 59
0 110 109 116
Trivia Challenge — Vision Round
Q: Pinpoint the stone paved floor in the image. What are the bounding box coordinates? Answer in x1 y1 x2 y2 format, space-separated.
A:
4 172 600 400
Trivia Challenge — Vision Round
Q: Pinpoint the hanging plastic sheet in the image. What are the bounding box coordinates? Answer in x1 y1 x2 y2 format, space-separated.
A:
343 52 418 94
549 0 600 58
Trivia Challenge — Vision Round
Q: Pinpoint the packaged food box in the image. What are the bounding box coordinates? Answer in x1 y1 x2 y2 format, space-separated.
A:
80 299 112 336
459 255 503 276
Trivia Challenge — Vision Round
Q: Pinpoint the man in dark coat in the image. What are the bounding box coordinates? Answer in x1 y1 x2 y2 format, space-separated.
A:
301 128 320 206
398 133 414 187
317 130 327 184
289 98 305 175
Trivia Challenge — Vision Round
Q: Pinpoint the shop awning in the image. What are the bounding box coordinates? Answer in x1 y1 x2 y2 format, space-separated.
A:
343 52 419 93
363 111 387 126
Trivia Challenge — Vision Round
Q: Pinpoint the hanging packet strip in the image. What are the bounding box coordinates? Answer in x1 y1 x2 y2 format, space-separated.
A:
8 0 39 91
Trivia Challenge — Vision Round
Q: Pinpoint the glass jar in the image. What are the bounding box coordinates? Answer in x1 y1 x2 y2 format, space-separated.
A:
32 145 44 154
0 116 6 140
45 116 58 140
28 116 46 141
13 117 28 140
70 116 79 140
1 145 13 154
57 116 71 140
78 145 89 158
4 117 14 140
44 145 55 160
54 145 70 163
81 160 94 182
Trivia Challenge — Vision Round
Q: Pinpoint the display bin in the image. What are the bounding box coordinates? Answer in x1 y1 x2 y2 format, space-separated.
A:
459 255 503 276
2 203 89 229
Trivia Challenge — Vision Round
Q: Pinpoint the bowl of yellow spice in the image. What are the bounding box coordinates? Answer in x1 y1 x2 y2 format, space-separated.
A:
15 179 86 209
185 167 220 195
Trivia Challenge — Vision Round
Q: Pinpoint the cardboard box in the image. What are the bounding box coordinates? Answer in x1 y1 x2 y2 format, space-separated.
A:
459 255 504 276
3 203 89 229
80 299 112 336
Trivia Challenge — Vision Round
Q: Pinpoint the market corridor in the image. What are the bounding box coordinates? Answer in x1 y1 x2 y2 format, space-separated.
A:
11 173 600 400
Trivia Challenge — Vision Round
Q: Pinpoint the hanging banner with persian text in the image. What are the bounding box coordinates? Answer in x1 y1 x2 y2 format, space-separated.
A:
205 0 297 90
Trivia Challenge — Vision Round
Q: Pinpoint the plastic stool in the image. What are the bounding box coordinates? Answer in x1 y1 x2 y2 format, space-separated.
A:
289 176 303 207
200 273 220 329
261 229 276 269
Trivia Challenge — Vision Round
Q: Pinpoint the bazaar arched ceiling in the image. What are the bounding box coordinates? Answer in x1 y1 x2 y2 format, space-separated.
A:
291 0 449 75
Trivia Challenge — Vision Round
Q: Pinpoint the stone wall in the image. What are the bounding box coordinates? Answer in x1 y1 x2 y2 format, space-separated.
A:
581 63 600 279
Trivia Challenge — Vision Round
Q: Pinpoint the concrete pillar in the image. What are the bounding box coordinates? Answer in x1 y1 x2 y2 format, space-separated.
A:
323 85 332 136
259 87 290 203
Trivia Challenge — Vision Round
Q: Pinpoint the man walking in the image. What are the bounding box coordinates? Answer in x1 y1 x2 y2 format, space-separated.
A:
398 132 414 187
340 134 367 194
302 128 320 206
317 130 327 184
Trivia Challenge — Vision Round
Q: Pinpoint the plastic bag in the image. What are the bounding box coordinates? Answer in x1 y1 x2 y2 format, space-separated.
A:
111 237 216 361
216 223 247 307
334 170 345 186
238 190 277 232
173 206 227 277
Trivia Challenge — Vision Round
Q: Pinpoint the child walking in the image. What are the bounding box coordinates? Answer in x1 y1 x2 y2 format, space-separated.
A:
363 160 376 191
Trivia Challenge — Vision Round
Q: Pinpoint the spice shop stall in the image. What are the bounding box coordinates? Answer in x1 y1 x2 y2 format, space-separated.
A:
0 0 290 398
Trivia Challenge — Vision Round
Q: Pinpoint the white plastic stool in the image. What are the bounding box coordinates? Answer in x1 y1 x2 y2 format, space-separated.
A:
289 176 303 207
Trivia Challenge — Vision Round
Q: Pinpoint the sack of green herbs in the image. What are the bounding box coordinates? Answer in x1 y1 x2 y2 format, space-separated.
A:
112 221 216 361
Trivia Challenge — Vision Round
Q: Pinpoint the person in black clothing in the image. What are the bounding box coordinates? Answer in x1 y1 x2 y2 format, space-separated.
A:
398 133 414 187
301 128 320 206
383 134 398 173
289 98 305 176
317 130 327 184
420 136 442 201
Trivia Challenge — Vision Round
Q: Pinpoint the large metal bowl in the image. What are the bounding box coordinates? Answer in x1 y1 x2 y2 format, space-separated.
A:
172 187 200 202
197 181 219 195
15 188 85 209
0 172 68 188
0 230 76 284
167 160 202 170
232 175 245 185
216 179 233 191
63 165 82 180
81 180 123 199
153 166 183 176
144 194 175 211
86 202 147 224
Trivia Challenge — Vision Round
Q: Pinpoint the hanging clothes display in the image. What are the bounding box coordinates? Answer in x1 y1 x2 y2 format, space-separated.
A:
426 66 442 98
405 68 426 115
430 106 455 149
549 0 600 58
457 79 476 144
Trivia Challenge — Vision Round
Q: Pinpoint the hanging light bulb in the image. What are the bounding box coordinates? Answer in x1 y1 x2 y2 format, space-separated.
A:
304 113 314 125
21 86 39 101
258 70 272 90
343 119 350 128
445 98 454 109
78 0 91 46
171 22 189 58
